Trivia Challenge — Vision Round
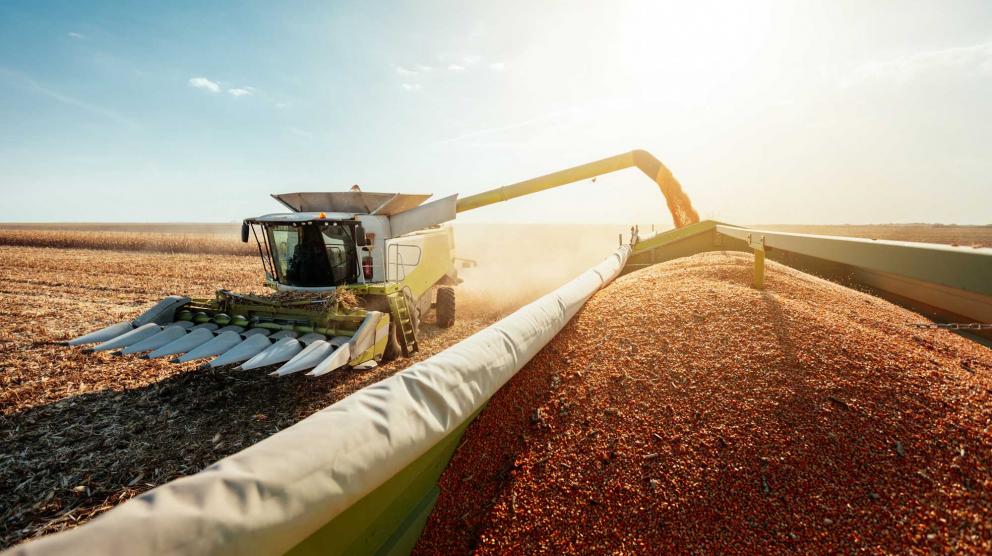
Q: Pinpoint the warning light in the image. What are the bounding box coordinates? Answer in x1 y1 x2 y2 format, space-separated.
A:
318 212 326 219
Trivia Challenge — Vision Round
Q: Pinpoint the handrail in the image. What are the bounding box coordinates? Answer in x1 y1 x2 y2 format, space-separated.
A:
715 225 992 297
626 220 992 338
385 243 422 282
454 150 699 228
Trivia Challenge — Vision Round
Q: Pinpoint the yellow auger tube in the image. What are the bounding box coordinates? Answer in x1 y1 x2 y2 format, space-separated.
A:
454 149 700 228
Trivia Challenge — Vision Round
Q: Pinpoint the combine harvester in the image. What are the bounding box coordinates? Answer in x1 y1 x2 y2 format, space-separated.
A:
63 150 698 377
17 150 991 556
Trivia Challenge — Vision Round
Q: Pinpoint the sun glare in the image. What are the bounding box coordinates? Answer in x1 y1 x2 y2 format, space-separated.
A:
619 1 775 103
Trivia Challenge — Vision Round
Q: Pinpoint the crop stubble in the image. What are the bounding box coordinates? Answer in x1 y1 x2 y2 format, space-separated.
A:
0 229 253 257
0 245 500 549
417 251 992 554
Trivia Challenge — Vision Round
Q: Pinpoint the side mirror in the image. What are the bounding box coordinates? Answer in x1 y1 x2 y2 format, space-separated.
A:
241 221 250 243
355 224 368 246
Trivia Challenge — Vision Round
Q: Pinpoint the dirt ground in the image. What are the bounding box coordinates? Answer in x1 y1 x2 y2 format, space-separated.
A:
0 245 506 549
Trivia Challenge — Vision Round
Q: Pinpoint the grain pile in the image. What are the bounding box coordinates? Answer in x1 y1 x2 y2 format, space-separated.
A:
0 245 502 550
417 251 992 554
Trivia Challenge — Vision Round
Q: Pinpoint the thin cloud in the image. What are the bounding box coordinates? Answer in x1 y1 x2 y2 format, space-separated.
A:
67 32 85 40
227 87 254 97
432 107 578 145
188 76 221 93
847 41 992 85
0 67 134 127
394 56 499 89
287 126 315 139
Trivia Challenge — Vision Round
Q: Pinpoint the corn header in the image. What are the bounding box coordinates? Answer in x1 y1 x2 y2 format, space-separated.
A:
64 150 698 377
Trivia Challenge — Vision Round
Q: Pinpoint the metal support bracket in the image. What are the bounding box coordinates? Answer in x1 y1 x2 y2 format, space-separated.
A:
747 233 766 289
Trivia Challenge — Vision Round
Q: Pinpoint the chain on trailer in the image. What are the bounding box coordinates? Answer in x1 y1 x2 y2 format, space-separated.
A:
907 323 992 330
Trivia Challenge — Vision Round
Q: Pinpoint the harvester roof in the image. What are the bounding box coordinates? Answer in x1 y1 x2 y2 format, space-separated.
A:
271 191 431 215
248 212 357 224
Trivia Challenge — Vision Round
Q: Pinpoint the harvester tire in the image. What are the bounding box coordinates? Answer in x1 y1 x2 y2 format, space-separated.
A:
436 286 455 328
382 321 401 362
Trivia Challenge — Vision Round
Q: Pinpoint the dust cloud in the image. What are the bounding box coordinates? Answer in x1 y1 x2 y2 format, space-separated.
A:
451 223 632 317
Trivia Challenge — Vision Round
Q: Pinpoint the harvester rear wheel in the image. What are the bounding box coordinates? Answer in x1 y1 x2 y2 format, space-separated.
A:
436 286 455 328
382 321 401 362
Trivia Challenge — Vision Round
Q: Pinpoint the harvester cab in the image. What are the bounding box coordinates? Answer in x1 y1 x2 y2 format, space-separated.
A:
68 190 463 378
246 191 444 289
65 149 699 378
255 216 360 288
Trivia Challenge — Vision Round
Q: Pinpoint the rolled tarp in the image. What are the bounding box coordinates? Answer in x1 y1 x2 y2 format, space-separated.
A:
8 244 630 556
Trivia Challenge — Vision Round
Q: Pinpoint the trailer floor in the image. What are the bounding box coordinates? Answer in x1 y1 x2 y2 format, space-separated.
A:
0 246 501 550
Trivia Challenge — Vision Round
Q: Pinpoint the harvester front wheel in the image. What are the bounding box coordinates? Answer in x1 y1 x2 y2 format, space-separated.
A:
436 286 455 328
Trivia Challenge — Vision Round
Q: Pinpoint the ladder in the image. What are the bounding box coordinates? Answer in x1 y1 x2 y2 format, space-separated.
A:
388 293 419 356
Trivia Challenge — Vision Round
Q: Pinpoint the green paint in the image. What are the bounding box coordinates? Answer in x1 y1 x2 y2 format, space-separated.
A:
286 407 483 556
631 219 726 255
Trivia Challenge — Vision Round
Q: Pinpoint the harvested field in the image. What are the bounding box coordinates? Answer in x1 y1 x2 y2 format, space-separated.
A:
0 223 240 234
2 223 986 261
0 245 502 549
0 229 252 257
417 251 992 554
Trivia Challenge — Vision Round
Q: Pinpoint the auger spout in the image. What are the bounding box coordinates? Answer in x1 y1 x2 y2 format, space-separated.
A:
454 150 699 228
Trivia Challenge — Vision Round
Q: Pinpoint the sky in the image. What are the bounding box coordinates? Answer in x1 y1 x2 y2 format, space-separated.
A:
1 0 990 226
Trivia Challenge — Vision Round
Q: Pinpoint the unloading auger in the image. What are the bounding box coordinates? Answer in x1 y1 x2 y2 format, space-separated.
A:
65 150 698 378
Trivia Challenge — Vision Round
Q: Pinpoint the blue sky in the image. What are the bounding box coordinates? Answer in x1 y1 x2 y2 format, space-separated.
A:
1 0 990 225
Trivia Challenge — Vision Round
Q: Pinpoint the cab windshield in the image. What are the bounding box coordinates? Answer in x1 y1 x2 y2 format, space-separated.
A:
267 223 357 287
